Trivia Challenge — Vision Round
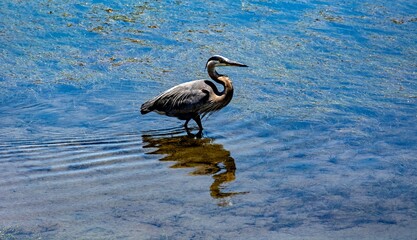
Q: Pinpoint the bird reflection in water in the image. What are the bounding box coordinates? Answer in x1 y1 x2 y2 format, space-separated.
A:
142 128 247 203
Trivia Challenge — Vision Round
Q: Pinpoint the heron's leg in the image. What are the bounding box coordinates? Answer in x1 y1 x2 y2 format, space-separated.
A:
184 119 193 136
192 115 203 132
184 118 191 129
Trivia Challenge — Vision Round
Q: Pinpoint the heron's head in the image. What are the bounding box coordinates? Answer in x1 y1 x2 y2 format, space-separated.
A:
205 55 248 69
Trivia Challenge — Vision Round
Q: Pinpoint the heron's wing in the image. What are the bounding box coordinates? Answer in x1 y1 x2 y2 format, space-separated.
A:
147 80 212 115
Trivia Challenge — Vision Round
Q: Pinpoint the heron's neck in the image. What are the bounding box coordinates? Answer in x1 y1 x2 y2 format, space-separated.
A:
207 65 233 102
207 64 230 86
207 64 221 81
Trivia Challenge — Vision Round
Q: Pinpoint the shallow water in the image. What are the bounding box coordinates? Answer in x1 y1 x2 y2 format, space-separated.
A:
1 0 417 239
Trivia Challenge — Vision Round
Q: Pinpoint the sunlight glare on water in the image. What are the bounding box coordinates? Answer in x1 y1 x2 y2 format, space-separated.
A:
1 0 416 239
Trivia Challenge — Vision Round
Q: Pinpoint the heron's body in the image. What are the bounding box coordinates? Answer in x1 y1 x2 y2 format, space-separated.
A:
141 55 247 133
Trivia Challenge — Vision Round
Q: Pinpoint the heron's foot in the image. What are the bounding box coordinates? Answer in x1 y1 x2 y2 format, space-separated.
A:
184 126 203 138
184 116 203 138
195 129 203 138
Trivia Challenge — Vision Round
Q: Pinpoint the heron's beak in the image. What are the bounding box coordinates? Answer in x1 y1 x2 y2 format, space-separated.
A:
227 60 248 67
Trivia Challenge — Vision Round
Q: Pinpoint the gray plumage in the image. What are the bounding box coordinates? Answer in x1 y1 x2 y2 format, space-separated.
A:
141 55 248 133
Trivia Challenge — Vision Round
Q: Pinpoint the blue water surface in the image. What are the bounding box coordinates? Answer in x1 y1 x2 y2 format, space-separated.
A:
1 0 417 239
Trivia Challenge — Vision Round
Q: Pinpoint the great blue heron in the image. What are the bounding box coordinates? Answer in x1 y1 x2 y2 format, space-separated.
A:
140 55 248 134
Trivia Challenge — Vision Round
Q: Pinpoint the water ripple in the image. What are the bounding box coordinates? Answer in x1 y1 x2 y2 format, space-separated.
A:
0 133 154 188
